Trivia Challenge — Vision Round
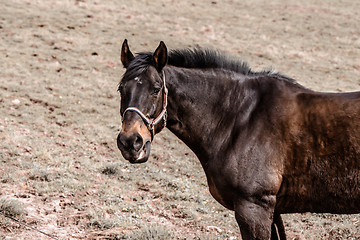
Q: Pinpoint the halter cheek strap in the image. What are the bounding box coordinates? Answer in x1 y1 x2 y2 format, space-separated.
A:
122 72 168 141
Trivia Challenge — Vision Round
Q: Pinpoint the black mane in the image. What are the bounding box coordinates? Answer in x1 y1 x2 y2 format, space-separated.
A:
123 48 294 82
168 48 254 75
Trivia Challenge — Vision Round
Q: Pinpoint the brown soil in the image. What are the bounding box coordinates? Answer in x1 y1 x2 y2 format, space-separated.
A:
1 0 359 239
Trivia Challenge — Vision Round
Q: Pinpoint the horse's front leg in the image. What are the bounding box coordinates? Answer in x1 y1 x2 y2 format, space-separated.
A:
234 198 276 240
271 213 287 240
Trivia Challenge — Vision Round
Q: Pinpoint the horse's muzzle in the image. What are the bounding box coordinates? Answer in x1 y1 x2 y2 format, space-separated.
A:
117 133 151 164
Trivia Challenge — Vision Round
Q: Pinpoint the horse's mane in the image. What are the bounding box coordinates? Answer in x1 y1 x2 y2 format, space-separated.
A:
123 48 295 82
168 48 254 75
168 48 295 82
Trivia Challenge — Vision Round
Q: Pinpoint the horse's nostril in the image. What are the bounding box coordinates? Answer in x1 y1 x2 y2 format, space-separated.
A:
117 134 128 149
133 134 143 152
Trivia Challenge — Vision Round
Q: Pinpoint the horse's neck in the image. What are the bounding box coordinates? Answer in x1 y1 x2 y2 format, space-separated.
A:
164 67 257 165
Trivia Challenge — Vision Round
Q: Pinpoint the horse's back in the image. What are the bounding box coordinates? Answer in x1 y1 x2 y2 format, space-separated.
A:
276 90 360 214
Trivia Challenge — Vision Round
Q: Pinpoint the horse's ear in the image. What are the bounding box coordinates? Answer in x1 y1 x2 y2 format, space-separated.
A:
121 39 134 68
153 41 167 72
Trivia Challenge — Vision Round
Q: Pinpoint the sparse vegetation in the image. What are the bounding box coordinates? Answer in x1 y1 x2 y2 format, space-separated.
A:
126 225 175 240
0 198 27 236
1 0 360 239
102 163 119 176
0 198 26 218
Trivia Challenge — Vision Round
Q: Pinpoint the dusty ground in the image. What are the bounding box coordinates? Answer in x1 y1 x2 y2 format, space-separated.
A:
1 0 360 239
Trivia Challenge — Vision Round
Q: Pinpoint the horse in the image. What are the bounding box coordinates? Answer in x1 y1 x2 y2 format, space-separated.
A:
116 39 360 239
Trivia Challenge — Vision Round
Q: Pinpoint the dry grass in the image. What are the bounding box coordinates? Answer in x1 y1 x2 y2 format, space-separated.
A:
0 198 27 218
0 198 27 237
1 0 360 239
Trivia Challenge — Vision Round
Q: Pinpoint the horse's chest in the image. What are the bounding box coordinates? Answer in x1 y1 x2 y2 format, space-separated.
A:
207 176 234 210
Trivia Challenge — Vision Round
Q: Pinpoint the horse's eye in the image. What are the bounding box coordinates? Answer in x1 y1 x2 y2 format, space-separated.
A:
152 87 161 96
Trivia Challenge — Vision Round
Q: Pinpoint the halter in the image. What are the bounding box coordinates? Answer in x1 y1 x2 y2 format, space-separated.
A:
122 72 168 141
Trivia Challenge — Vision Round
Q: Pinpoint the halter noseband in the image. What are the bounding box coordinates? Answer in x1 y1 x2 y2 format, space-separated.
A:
122 72 168 141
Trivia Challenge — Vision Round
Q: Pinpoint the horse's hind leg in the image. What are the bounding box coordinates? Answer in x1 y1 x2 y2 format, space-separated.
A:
271 213 286 240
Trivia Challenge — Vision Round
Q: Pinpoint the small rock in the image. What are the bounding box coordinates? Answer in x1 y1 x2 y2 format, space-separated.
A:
12 99 20 105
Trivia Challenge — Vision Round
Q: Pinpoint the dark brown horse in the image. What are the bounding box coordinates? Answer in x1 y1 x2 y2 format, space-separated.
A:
116 39 360 239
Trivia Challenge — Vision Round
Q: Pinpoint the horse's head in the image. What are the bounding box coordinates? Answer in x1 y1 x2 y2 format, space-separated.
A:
117 39 168 163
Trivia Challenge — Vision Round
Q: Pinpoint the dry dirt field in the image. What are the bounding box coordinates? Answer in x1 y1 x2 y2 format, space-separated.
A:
1 0 360 239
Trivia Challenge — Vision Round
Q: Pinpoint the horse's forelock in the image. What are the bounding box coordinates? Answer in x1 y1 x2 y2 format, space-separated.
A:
123 52 153 81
